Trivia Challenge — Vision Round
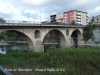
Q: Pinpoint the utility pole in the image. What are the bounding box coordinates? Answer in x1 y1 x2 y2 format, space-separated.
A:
28 13 30 22
40 9 41 24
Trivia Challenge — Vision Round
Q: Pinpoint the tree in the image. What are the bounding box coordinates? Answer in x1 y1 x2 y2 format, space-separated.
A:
0 17 6 23
71 20 75 25
91 16 94 24
83 25 93 41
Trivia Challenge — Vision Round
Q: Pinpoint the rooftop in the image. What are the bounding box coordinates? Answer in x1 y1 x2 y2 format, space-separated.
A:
64 10 88 14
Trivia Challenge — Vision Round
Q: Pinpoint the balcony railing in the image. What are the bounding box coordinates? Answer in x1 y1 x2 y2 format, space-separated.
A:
76 13 81 16
76 16 81 19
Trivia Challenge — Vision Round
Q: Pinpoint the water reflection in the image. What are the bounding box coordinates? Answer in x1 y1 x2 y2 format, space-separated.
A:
0 42 29 50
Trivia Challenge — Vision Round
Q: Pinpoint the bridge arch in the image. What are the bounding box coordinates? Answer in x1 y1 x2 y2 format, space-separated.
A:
0 30 34 50
71 29 82 47
43 29 66 51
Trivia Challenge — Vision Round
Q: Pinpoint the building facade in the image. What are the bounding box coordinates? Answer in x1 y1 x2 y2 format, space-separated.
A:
56 13 63 23
94 15 100 24
86 16 90 24
50 14 56 23
63 10 88 25
50 13 63 23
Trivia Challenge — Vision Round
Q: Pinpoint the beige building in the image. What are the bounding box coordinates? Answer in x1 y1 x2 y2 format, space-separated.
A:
56 13 63 23
94 15 100 24
50 13 63 23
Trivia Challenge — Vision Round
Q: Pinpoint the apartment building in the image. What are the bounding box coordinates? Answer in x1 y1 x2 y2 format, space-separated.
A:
50 14 56 23
86 16 90 24
50 13 63 23
63 10 88 25
94 15 100 24
56 13 63 23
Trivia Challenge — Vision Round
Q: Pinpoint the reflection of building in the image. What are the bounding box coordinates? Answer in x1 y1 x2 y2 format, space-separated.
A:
63 10 88 25
94 15 100 24
50 13 63 23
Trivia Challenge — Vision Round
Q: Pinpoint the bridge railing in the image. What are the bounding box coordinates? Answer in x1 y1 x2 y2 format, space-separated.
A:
0 20 86 27
0 20 41 26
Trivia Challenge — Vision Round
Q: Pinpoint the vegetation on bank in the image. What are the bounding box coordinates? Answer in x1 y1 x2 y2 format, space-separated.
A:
83 24 100 41
0 46 100 75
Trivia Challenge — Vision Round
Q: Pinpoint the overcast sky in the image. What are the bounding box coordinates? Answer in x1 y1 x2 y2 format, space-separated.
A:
0 0 100 22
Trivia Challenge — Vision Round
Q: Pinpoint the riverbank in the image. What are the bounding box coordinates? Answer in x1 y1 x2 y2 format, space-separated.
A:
0 47 100 75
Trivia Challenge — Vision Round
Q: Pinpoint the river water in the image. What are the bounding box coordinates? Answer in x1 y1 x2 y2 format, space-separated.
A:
0 42 29 51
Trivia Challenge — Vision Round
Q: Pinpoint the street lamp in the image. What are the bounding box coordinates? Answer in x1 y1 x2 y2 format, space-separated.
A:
40 9 41 24
28 13 30 22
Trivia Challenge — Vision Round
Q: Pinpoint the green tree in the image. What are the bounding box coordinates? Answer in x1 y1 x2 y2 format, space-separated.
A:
83 25 93 41
91 16 94 24
71 20 75 25
0 17 6 23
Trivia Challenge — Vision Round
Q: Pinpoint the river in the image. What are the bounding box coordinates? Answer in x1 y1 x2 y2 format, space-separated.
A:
0 42 29 51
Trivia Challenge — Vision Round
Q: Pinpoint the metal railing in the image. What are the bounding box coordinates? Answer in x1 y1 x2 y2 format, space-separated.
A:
0 20 86 27
0 66 12 75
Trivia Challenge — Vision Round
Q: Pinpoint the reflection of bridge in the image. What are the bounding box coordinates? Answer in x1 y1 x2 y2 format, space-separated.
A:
0 20 85 52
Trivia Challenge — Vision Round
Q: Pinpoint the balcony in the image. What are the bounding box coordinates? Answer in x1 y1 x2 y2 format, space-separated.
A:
76 16 81 19
76 13 81 16
76 19 81 22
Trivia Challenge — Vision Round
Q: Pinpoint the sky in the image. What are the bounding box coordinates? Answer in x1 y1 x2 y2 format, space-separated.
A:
0 0 100 22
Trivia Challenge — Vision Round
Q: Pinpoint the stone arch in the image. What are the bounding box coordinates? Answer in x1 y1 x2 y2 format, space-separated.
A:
35 30 41 39
66 29 69 36
0 30 34 50
71 29 82 47
43 29 66 51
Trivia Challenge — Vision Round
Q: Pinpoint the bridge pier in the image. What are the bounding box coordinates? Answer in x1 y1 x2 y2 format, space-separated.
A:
34 39 44 52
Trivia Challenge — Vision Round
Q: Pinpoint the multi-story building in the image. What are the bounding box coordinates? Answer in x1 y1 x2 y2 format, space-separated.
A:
94 15 100 24
50 14 56 23
56 13 63 23
63 10 88 25
86 16 90 24
50 13 63 23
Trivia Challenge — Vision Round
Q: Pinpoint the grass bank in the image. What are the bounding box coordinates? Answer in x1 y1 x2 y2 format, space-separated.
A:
0 46 100 75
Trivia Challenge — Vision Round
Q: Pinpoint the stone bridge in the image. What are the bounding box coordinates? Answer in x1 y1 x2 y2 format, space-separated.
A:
0 20 85 52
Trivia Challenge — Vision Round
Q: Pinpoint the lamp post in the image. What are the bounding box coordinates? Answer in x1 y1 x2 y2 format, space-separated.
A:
28 13 30 22
40 9 41 24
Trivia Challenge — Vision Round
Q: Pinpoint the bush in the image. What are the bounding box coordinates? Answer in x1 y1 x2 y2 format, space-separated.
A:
0 47 100 75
